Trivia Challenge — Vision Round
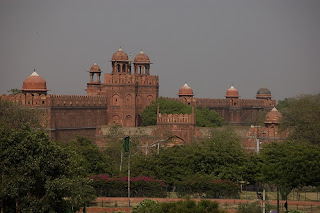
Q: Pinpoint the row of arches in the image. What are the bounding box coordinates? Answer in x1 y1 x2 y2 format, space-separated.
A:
111 114 133 126
112 94 154 106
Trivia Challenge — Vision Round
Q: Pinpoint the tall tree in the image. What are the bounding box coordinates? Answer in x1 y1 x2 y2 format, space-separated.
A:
277 93 320 145
0 125 95 213
60 135 113 176
259 140 320 200
131 128 246 187
0 100 45 129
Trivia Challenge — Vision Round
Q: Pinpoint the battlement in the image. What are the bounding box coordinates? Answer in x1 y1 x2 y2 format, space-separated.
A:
194 98 230 107
194 98 275 108
156 103 195 125
157 113 195 124
0 94 107 107
104 73 159 86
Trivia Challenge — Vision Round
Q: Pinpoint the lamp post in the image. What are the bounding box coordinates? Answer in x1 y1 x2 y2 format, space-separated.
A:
248 129 267 213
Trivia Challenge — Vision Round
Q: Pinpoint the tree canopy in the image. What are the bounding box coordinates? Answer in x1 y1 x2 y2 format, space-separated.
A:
0 99 45 129
131 129 246 187
259 140 320 199
277 93 320 145
58 135 113 176
141 97 223 127
0 125 96 212
0 100 95 212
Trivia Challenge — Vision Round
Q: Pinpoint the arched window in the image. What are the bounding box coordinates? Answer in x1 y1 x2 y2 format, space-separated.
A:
147 95 153 105
112 94 120 106
125 115 132 126
125 94 132 106
111 115 120 125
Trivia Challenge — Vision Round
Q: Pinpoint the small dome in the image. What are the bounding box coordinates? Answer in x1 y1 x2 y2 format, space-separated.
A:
112 48 129 61
90 63 101 72
178 83 194 97
265 107 282 124
256 87 271 99
134 50 150 63
22 72 47 91
226 85 239 98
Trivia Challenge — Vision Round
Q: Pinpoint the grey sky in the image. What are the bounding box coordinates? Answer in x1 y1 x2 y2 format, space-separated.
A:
1 0 319 101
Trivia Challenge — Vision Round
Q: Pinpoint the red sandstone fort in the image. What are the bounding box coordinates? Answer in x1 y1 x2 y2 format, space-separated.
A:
1 48 286 148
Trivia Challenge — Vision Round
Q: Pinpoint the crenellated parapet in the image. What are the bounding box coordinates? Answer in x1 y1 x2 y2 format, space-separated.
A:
1 93 48 106
193 98 275 108
104 73 136 85
157 113 195 124
0 94 107 107
104 73 159 86
135 75 159 86
156 103 195 125
193 98 230 107
49 95 107 107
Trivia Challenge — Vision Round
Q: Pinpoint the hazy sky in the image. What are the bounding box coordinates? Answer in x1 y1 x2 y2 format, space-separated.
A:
1 0 319 100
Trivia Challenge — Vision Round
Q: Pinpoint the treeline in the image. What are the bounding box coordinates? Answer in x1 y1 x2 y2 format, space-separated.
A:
1 93 320 212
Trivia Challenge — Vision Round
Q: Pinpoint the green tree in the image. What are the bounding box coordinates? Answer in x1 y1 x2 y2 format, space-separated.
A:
141 97 191 126
7 89 22 95
0 100 45 129
0 125 95 213
141 97 223 127
194 107 223 127
277 93 320 145
259 140 320 200
131 128 246 188
60 135 113 176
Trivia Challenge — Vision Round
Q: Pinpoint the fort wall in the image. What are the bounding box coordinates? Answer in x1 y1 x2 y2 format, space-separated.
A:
0 94 108 141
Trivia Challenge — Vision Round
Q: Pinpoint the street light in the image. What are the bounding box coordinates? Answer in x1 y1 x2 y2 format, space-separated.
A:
248 129 267 213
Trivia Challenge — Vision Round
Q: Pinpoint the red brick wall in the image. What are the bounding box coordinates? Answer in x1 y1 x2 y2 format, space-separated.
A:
87 72 159 127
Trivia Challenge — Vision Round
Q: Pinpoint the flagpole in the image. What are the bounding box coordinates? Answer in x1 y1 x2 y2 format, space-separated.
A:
128 152 130 213
123 136 131 213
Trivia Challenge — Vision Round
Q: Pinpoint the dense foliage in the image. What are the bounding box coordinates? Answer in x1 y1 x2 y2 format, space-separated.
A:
59 135 113 176
141 97 223 127
259 140 320 199
90 174 166 197
277 93 320 145
131 129 246 188
177 175 239 198
0 100 95 212
236 201 263 213
0 99 45 129
132 199 225 213
0 125 95 212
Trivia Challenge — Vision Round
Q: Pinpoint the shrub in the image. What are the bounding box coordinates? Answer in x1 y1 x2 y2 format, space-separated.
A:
237 202 261 213
177 176 240 199
132 199 160 213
